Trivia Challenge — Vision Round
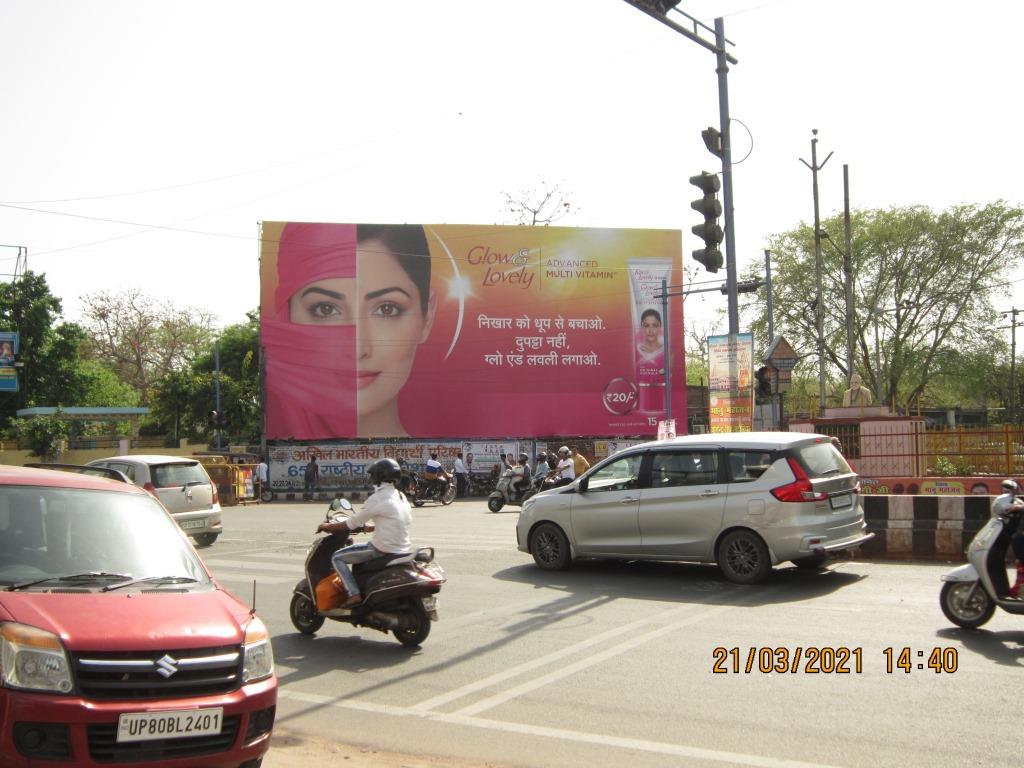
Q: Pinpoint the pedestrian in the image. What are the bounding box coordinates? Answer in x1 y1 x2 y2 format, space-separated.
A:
256 456 269 501
453 451 469 498
303 456 320 499
571 447 591 477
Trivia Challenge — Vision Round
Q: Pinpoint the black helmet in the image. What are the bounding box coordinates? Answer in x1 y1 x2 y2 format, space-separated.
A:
519 452 529 463
536 451 547 459
369 458 402 485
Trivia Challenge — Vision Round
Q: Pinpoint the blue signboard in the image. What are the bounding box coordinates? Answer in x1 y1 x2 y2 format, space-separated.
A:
0 331 19 392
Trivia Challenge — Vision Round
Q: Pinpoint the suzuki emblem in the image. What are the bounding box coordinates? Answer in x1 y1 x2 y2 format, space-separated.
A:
155 654 179 678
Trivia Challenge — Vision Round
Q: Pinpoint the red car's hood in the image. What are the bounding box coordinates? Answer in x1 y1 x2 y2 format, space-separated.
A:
0 590 249 650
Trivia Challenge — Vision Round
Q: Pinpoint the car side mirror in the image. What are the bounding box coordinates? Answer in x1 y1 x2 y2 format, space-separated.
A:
578 477 588 493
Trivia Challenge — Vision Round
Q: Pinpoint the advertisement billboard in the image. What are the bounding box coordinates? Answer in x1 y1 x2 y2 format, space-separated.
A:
260 222 684 440
708 333 753 433
0 331 18 392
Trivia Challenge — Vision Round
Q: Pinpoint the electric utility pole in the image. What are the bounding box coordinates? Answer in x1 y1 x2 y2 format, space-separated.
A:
800 130 833 414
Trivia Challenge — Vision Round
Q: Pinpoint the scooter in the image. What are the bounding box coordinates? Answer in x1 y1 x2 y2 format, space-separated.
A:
289 499 446 646
487 469 542 513
939 507 1024 628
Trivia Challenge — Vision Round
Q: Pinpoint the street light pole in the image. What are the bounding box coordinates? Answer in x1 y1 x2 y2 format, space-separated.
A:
800 130 833 414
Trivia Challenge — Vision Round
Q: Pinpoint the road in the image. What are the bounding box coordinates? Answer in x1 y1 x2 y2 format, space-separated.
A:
204 499 1024 768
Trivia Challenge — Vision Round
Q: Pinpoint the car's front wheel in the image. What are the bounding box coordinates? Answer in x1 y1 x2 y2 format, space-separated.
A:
717 529 771 584
529 522 571 571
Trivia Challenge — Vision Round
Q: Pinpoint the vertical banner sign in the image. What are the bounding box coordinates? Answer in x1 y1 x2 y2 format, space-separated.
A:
708 333 754 433
260 223 684 439
0 331 19 392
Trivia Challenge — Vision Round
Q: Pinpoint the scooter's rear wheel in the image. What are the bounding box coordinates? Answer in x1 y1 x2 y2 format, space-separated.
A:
290 590 325 635
487 496 505 513
940 581 995 629
393 597 431 647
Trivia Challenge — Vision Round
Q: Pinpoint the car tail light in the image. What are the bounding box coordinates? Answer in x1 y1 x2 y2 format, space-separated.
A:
211 481 220 505
143 482 158 496
771 458 828 502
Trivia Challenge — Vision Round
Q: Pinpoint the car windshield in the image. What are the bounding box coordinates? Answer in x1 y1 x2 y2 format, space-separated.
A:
152 462 209 488
794 442 853 478
0 485 210 589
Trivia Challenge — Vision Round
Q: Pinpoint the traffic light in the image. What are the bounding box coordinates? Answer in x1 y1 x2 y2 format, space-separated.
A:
208 410 220 429
689 171 723 273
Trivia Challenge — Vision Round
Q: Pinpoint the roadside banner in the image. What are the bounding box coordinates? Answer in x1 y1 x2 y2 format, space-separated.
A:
260 222 684 439
708 333 754 433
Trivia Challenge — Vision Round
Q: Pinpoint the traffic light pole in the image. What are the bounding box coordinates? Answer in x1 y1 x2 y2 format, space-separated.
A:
714 17 739 336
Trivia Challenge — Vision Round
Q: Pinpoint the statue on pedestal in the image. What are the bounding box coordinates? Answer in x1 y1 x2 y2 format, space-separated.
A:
842 373 873 407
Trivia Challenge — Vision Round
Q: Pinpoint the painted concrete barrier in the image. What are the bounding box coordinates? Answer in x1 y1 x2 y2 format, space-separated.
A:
860 494 992 561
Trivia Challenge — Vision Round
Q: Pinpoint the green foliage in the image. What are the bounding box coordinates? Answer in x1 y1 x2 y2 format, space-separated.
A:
10 412 71 460
932 455 976 476
747 203 1024 413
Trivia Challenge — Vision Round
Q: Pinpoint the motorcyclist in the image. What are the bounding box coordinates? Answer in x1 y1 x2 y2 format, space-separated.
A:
512 451 532 497
544 446 576 488
533 451 549 488
316 457 412 608
994 479 1024 598
422 452 450 498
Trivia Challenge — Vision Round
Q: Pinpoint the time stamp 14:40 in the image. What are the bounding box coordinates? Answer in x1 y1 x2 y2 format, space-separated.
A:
711 647 959 674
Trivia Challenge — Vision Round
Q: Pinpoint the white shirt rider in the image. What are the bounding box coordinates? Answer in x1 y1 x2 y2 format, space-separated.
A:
344 484 412 554
556 457 575 480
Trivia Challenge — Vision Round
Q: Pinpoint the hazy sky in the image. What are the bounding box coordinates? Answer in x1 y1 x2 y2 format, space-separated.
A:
1 0 1020 333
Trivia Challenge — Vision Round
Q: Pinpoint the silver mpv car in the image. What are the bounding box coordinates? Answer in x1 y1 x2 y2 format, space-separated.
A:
516 432 873 584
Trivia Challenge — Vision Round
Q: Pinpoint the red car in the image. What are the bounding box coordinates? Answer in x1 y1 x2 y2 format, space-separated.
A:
0 465 276 767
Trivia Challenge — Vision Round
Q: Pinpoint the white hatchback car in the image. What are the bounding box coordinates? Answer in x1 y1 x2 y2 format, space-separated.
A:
517 432 873 584
87 455 223 546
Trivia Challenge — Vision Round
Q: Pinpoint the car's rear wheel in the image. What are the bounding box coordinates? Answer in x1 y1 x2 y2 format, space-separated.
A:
193 532 218 547
940 581 995 629
529 522 571 571
717 529 771 584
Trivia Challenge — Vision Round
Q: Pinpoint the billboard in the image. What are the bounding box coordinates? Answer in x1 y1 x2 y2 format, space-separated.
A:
0 331 18 392
260 222 684 439
708 333 754 433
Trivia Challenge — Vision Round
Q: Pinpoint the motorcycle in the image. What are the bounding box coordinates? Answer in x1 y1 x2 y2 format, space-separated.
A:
488 469 542 513
412 468 457 507
939 507 1024 628
289 498 446 646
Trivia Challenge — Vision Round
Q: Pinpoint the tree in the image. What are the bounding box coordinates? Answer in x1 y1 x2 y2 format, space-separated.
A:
147 312 261 444
9 411 71 461
502 181 577 226
748 204 1024 413
79 289 215 405
0 272 110 429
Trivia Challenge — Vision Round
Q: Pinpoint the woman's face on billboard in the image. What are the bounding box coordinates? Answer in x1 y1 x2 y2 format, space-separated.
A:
356 238 435 425
641 313 661 348
288 278 355 325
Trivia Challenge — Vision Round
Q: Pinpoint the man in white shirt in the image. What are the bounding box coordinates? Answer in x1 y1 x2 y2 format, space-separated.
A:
256 458 269 501
546 446 576 488
317 458 412 608
453 452 469 498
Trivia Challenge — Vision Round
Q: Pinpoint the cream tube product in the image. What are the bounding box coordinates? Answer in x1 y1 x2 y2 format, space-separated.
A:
627 257 673 413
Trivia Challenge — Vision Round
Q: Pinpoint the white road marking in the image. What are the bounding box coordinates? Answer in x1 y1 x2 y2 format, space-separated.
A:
277 689 840 768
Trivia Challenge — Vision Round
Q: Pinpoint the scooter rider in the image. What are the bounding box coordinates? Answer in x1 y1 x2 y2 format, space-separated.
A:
316 457 412 609
994 479 1024 598
533 451 549 488
512 452 532 497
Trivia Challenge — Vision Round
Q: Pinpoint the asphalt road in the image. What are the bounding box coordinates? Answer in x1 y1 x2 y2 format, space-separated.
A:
205 499 1024 768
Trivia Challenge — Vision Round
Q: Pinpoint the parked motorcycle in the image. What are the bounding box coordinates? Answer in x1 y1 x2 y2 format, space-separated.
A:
412 469 457 507
939 507 1024 628
289 499 446 646
488 469 542 513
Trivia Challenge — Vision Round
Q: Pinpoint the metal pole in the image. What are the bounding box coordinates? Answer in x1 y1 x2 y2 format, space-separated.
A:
214 343 222 452
801 129 833 414
764 248 776 430
1012 309 1018 425
843 164 854 380
716 17 739 336
662 278 671 423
